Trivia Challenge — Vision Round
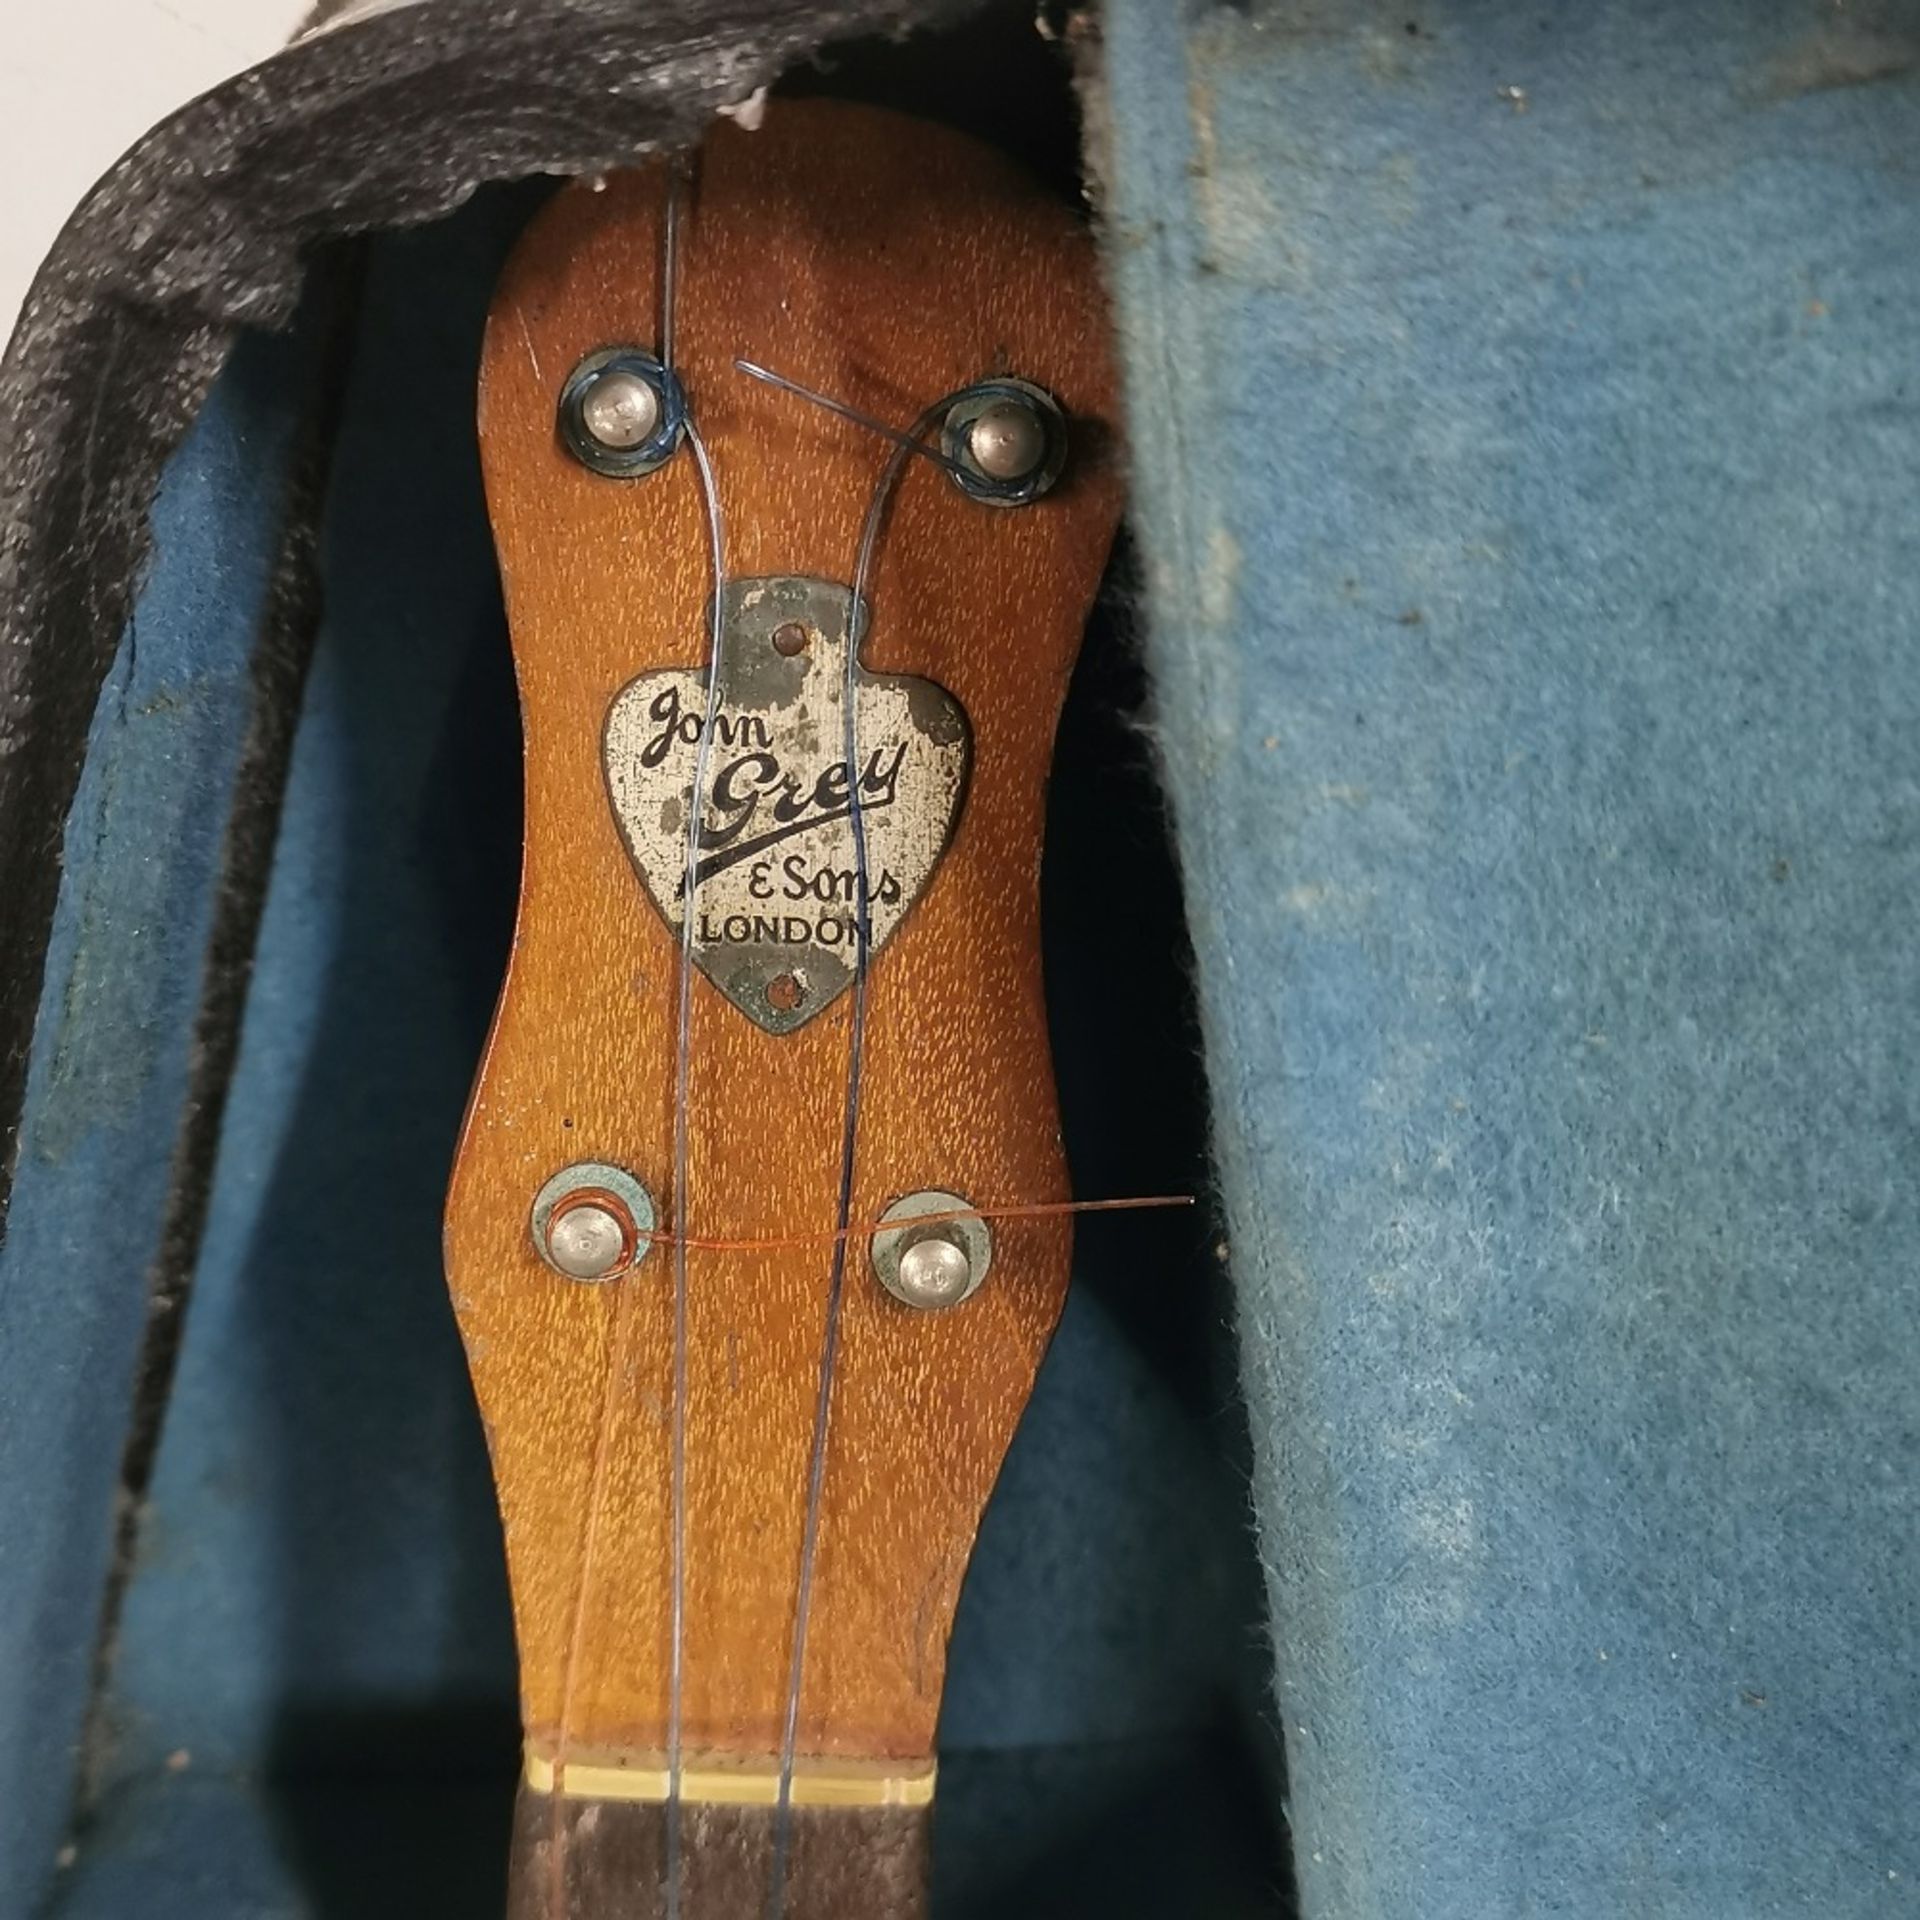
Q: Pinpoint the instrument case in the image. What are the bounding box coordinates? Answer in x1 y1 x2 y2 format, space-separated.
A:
6 1 1919 1915
0 4 1275 1914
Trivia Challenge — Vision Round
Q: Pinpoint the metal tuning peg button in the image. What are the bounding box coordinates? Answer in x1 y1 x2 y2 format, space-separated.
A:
558 347 685 478
871 1190 993 1311
529 1162 658 1281
941 378 1068 508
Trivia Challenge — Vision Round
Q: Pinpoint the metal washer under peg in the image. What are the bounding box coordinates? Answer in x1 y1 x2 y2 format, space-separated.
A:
530 1162 658 1281
871 1189 993 1310
558 347 684 478
940 378 1067 508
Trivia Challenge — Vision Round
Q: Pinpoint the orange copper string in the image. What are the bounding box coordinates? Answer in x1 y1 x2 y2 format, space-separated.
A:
625 1192 1194 1256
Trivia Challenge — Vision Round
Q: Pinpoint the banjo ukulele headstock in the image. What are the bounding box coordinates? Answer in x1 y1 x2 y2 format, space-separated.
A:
444 100 1123 1918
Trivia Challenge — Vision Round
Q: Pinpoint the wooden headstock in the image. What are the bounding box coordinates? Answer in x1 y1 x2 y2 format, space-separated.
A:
444 99 1122 1917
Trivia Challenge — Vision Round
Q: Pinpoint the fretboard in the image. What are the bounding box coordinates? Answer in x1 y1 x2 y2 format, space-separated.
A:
506 1780 930 1920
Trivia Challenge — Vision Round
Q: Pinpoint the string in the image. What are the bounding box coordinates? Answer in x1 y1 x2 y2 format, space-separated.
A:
663 172 723 1920
766 394 958 1920
627 1193 1193 1255
734 358 976 484
542 157 712 1920
661 153 687 385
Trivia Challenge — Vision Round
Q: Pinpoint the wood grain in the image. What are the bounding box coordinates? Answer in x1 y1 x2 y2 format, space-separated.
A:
445 99 1122 1784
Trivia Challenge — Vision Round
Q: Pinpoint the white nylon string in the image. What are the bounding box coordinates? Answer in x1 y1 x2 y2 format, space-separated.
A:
664 165 725 1920
663 417 726 1919
543 160 714 1920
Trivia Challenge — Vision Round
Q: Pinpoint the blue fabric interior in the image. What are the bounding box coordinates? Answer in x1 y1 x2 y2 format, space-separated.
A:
0 321 324 1919
12 189 1278 1914
1099 2 1920 1915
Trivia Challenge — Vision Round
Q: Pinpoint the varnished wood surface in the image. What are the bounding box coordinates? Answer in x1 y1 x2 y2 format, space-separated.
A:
445 100 1122 1783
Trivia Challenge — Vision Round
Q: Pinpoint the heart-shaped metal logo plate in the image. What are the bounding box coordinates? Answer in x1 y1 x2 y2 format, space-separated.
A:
604 576 971 1034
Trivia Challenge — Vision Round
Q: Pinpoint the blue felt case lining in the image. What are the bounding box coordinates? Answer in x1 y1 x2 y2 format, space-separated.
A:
1099 2 1920 1914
